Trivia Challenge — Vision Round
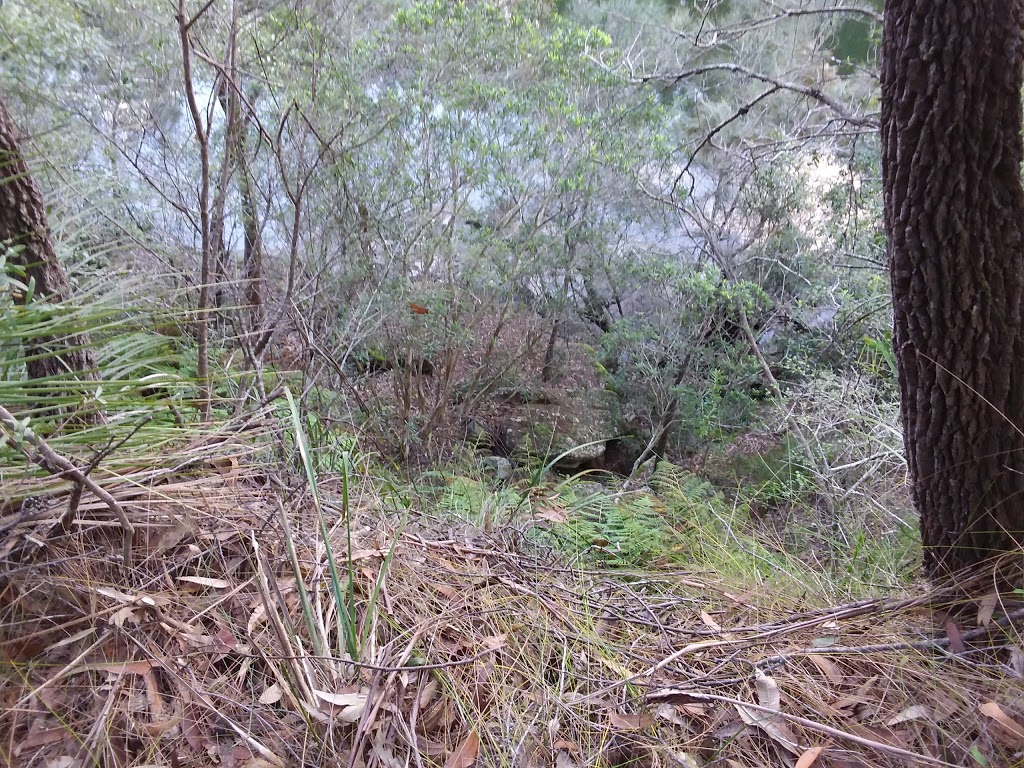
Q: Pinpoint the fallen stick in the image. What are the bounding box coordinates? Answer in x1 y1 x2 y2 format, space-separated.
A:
0 404 134 566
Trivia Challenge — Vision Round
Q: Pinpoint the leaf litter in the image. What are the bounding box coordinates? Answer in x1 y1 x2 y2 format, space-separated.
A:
0 443 1022 768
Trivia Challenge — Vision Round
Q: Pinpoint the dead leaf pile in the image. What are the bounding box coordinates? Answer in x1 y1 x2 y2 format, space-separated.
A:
1 449 1022 768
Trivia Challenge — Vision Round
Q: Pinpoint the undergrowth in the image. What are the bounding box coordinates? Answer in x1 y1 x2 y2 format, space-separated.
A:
0 239 1018 768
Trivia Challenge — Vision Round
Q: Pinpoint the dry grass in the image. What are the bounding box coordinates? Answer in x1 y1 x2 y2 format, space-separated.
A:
1 444 1023 768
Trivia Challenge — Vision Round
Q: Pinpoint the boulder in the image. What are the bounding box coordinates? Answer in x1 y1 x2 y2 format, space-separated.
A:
480 455 514 480
500 385 616 470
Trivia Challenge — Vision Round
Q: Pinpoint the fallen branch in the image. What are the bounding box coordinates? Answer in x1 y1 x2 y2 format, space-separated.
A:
0 404 134 565
646 688 959 767
758 605 1024 667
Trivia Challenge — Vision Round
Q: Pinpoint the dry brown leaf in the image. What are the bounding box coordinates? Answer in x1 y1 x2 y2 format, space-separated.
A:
847 724 909 749
445 730 480 768
754 669 781 711
16 726 67 750
700 611 723 632
137 710 183 737
794 747 824 768
608 712 656 730
313 689 368 708
416 737 447 756
854 676 877 697
94 586 136 602
45 627 96 652
735 704 801 755
669 752 702 768
421 699 454 731
259 684 283 705
93 661 157 675
299 699 332 724
723 589 755 605
1010 646 1024 676
351 548 385 560
155 518 193 555
481 634 506 650
142 668 165 720
945 620 966 654
977 593 999 626
930 693 961 721
713 720 746 741
418 679 439 709
109 605 139 628
808 655 843 685
654 703 691 726
372 728 404 768
434 584 461 600
473 658 495 710
182 708 205 751
980 701 1024 746
831 694 869 712
178 576 230 589
208 456 239 483
535 506 566 524
887 705 930 726
735 670 800 755
247 604 267 634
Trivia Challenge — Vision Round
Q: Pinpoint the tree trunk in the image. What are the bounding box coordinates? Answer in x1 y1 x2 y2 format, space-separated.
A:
0 93 99 384
882 0 1024 576
237 116 264 337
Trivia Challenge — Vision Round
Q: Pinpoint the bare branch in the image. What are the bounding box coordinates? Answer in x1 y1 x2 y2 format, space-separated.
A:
177 0 214 420
691 5 883 46
643 62 877 129
0 405 134 566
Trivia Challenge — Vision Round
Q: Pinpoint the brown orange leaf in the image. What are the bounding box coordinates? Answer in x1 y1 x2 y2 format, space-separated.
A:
808 654 843 685
16 727 66 750
980 701 1024 746
794 747 824 768
608 712 656 730
700 611 723 632
945 620 966 654
445 730 480 768
416 737 447 756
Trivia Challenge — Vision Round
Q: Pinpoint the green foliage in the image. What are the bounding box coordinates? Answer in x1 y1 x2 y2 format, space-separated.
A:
541 483 677 566
597 263 771 454
1 0 911 605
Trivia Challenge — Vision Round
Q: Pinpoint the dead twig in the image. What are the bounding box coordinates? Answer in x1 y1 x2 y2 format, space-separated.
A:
0 404 135 565
646 688 960 767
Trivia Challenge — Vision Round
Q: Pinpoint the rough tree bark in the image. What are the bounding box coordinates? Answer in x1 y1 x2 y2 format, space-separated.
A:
882 0 1024 576
0 93 98 384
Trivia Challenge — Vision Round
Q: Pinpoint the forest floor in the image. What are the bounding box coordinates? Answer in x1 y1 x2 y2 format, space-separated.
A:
2 423 1024 768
